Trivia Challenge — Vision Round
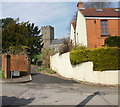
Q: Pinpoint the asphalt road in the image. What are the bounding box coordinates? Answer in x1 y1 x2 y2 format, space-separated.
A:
1 66 119 106
31 72 79 84
31 66 78 84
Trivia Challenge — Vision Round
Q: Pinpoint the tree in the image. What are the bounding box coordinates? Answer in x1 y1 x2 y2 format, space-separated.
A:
2 17 43 55
2 22 29 53
83 2 112 8
59 39 72 55
0 17 16 28
26 23 43 56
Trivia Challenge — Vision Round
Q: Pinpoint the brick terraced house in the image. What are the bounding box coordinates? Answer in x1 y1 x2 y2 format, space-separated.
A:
70 1 120 48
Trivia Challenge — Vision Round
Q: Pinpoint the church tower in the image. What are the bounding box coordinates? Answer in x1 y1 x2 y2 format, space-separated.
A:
41 26 54 49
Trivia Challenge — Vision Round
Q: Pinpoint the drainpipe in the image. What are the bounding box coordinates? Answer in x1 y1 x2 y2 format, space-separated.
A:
74 31 77 46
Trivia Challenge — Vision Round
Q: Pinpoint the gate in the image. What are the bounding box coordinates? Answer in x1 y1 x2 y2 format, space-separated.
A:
2 54 30 78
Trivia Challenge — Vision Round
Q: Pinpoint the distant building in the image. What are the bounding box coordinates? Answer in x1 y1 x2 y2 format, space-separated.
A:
70 1 120 48
41 26 54 49
41 26 69 51
50 39 63 51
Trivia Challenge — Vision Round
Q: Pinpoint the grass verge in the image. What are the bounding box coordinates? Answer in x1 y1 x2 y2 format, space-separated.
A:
37 66 56 74
0 67 4 79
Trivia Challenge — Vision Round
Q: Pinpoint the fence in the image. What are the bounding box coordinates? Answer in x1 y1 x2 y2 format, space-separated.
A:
2 54 30 78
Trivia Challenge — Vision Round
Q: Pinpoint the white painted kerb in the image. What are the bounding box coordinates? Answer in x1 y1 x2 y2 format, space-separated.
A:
50 52 119 85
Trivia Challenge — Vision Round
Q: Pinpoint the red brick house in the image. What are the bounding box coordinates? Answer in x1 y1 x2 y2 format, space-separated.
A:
70 1 120 48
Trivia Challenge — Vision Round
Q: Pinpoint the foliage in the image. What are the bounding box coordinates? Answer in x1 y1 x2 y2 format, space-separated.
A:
70 49 91 65
59 39 72 55
105 36 120 48
71 2 112 24
83 2 111 8
42 48 55 68
1 17 43 56
70 47 120 71
31 54 43 65
0 67 4 79
37 66 56 74
26 23 43 56
0 17 16 28
72 45 87 51
2 22 28 53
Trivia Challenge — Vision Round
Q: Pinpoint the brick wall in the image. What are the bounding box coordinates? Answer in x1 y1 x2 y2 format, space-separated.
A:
86 19 120 48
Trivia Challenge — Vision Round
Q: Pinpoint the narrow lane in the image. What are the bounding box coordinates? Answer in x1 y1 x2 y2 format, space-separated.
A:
31 73 79 84
30 66 79 84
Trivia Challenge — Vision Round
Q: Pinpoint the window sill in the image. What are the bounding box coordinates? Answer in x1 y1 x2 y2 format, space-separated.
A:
101 35 111 37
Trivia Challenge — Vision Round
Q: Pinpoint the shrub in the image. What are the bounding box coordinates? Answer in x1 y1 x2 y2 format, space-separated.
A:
105 36 120 47
72 45 87 51
70 49 91 65
42 48 55 68
31 54 43 66
70 47 120 71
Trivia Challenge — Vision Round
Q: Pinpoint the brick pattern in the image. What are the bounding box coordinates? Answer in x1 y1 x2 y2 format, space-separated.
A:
86 19 120 48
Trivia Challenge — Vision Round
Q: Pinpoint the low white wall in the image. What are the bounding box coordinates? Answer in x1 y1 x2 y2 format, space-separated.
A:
50 52 119 85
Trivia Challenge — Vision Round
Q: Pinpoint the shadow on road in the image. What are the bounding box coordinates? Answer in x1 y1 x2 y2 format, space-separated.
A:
76 92 106 107
1 96 34 107
31 73 39 76
31 73 79 84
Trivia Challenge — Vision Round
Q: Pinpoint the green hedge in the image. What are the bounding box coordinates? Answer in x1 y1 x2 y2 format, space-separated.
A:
70 47 120 71
105 36 120 47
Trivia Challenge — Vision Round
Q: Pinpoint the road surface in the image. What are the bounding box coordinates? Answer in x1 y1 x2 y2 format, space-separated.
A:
0 68 119 106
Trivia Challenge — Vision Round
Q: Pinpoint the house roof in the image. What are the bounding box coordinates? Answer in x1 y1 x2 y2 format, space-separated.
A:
51 37 70 45
79 8 120 17
71 21 76 30
51 39 63 45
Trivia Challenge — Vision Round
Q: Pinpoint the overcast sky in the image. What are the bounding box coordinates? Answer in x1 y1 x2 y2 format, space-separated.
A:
1 0 119 38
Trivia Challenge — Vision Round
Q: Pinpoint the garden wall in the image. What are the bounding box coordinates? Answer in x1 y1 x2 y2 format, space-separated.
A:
50 52 119 85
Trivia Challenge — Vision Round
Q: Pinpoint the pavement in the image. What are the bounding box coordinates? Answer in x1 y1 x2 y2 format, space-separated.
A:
0 65 36 83
0 75 32 83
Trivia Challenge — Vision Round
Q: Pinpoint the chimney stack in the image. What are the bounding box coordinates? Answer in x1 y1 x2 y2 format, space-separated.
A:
77 0 83 9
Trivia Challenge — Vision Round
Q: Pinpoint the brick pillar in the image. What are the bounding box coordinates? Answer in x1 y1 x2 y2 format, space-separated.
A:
4 55 11 78
27 56 31 75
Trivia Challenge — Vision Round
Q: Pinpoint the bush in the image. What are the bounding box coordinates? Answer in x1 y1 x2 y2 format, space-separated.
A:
72 45 87 51
70 47 120 71
31 54 43 66
70 49 91 65
42 48 55 68
105 36 120 47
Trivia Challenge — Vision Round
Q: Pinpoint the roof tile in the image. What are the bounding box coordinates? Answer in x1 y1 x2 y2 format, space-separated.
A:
80 8 120 17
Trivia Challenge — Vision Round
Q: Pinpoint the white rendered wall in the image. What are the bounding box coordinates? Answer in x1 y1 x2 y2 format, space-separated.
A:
70 24 75 45
50 52 119 85
76 11 87 46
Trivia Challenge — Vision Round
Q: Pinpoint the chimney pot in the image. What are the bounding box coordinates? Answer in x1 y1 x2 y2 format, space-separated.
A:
77 0 83 9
